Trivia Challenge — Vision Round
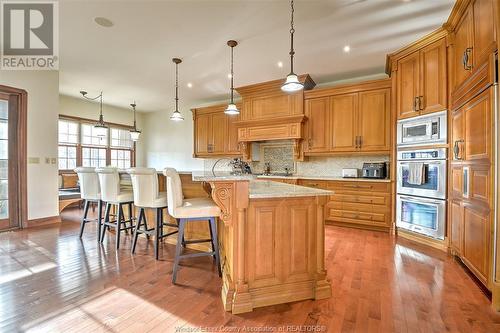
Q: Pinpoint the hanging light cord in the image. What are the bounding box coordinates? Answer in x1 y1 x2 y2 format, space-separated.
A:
175 62 179 111
230 45 235 104
81 91 104 121
289 0 295 74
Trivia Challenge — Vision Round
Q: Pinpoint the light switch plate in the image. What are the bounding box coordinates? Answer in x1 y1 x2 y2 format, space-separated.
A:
28 157 40 164
45 157 50 164
51 158 56 164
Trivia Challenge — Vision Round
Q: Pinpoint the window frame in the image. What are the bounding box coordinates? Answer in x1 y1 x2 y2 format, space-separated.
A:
58 115 136 173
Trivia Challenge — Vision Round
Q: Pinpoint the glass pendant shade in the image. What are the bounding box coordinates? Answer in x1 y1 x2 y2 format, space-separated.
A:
225 103 239 115
281 73 304 92
170 110 184 121
129 129 141 141
94 123 108 138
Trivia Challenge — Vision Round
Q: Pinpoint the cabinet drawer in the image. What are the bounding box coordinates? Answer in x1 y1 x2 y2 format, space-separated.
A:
326 208 387 224
298 180 329 189
327 181 390 193
330 192 389 206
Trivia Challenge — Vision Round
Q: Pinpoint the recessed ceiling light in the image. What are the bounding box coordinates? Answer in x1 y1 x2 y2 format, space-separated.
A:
187 82 193 88
343 45 351 53
277 61 283 68
94 17 114 28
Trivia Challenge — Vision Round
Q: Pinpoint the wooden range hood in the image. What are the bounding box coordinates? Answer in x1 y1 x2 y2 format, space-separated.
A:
234 74 315 160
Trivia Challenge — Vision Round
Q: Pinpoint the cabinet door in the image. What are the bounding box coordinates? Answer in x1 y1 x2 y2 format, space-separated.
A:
463 203 490 286
195 113 211 155
464 88 492 162
453 6 474 90
304 97 330 152
420 38 448 115
449 200 463 253
330 94 358 152
226 113 240 154
472 0 497 69
450 165 464 198
396 51 420 119
210 112 227 154
451 108 465 161
358 88 391 152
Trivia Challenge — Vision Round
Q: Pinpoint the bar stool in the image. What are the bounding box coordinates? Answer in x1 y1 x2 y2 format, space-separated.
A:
128 168 180 260
163 167 222 284
96 167 135 249
74 167 102 240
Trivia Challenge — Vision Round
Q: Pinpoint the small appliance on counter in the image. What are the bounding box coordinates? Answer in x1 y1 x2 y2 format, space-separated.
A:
362 162 387 179
342 168 359 178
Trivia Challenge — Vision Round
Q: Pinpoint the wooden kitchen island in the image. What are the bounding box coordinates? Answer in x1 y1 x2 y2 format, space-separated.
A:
192 172 333 314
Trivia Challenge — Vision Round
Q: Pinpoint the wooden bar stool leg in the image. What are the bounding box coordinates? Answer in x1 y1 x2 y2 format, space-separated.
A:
79 200 90 239
172 219 186 284
97 200 103 242
209 217 222 277
116 204 123 250
101 203 111 243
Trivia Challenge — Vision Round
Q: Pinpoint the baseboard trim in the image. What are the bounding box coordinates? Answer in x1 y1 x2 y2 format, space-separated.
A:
397 229 448 252
25 215 61 228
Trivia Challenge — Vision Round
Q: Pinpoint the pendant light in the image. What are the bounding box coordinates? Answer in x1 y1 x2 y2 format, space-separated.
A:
170 58 184 121
129 101 141 141
281 0 303 93
80 90 108 137
225 40 240 115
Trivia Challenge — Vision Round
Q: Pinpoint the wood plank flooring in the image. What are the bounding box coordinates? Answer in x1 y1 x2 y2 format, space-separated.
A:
0 208 499 332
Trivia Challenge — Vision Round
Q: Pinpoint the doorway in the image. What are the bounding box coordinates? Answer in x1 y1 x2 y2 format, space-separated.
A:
0 85 27 231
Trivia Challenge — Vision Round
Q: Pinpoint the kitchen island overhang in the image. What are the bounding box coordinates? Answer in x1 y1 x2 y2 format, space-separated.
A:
192 172 333 314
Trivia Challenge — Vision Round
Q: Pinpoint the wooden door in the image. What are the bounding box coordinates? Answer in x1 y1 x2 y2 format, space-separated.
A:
453 6 474 90
226 113 240 155
396 51 420 119
357 88 391 152
450 200 464 253
420 38 448 115
450 164 464 199
451 108 465 161
210 112 226 154
464 88 491 162
463 203 490 285
304 97 330 153
330 94 358 152
195 113 211 155
472 0 497 69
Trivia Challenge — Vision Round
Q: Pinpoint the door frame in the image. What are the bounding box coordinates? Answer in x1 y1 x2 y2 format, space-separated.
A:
0 85 27 230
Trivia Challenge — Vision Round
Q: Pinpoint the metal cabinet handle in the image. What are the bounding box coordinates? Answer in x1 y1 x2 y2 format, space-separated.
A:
453 139 464 160
414 97 419 112
308 138 313 149
418 96 424 111
358 136 362 148
464 47 473 70
463 166 470 198
462 50 467 69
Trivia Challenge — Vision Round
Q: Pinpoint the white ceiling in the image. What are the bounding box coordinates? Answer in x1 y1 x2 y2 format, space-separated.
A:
59 0 455 113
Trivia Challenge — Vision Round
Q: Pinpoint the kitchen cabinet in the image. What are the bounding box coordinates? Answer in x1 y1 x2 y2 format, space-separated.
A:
192 104 241 157
451 0 497 93
303 79 391 155
297 179 392 231
395 37 448 119
449 200 463 253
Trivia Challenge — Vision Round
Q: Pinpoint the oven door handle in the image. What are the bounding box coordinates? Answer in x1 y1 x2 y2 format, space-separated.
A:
398 195 442 205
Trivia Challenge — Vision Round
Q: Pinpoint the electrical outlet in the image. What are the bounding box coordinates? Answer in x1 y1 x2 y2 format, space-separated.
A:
45 157 50 164
28 157 40 164
51 158 56 164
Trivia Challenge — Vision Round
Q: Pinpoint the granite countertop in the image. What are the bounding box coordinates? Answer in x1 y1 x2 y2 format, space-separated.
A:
191 171 255 182
250 181 333 199
256 175 392 183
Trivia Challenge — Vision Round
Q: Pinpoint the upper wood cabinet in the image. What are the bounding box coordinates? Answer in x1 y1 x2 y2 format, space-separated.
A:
393 36 448 119
192 104 241 158
304 79 391 155
448 0 497 93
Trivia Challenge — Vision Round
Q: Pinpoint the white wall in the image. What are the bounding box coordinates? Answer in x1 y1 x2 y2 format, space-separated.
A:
0 71 59 220
142 109 204 171
59 94 146 166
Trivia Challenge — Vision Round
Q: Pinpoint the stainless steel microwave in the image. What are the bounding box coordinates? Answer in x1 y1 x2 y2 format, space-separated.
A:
397 111 447 147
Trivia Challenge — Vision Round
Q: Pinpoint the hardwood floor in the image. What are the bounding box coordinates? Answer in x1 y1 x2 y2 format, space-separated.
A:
1 208 499 333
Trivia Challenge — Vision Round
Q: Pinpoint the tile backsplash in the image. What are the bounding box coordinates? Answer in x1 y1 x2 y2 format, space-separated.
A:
203 140 390 177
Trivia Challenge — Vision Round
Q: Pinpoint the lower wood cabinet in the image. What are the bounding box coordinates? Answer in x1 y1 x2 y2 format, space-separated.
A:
298 179 392 230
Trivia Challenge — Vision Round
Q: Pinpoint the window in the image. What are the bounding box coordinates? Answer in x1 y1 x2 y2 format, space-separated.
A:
111 149 131 169
82 147 107 167
81 123 108 146
57 116 135 171
58 146 77 170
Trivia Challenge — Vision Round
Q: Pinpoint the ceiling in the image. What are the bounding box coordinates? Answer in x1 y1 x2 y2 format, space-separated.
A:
59 0 455 113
